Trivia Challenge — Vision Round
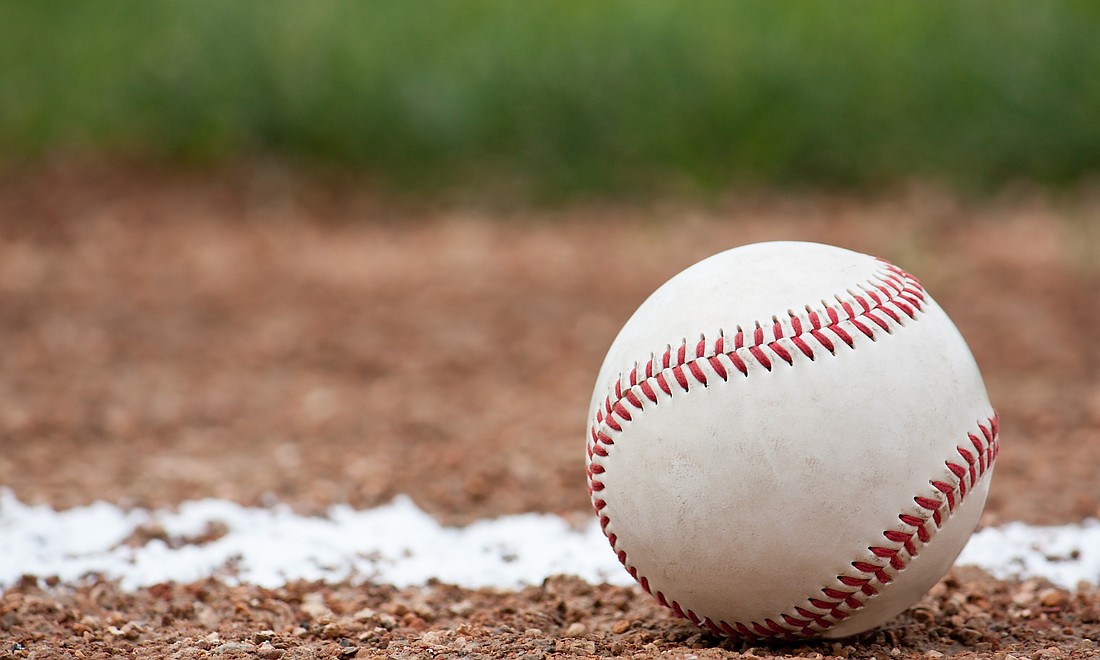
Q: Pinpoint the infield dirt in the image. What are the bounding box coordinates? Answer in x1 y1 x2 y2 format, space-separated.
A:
1 162 1099 658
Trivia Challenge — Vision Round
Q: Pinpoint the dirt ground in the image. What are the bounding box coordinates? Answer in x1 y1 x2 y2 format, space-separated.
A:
1 161 1099 658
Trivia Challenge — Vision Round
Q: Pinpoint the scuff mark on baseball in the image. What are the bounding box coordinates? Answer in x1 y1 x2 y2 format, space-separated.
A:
585 241 998 640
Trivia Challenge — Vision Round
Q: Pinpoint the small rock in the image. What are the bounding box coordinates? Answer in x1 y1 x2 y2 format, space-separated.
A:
214 641 255 654
421 630 449 645
611 619 631 634
453 635 477 652
300 593 331 620
1012 591 1035 607
252 630 276 643
563 622 586 637
1039 588 1066 607
400 613 428 631
107 621 143 640
257 641 283 659
951 627 983 644
571 640 596 654
377 613 397 630
195 633 216 650
78 615 101 630
925 652 944 659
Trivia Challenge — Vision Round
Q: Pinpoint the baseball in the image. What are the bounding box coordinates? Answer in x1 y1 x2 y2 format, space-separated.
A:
585 241 998 639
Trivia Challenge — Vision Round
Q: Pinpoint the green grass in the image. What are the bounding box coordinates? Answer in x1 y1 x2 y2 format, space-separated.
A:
2 1 1099 197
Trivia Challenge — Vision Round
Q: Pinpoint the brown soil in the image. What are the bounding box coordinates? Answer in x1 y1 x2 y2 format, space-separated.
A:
2 162 1100 658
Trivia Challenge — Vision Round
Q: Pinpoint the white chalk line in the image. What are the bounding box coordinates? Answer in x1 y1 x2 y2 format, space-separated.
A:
1 489 1096 591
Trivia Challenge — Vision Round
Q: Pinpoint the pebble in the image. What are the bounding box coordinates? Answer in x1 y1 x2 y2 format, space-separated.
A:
377 613 398 630
1039 588 1066 607
257 641 283 659
563 622 586 637
300 593 331 620
213 641 254 654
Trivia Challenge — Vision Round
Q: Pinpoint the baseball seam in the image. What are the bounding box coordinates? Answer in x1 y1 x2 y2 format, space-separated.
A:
586 259 1000 640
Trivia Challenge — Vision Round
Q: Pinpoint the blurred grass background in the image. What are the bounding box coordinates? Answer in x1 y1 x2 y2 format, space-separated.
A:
2 1 1099 198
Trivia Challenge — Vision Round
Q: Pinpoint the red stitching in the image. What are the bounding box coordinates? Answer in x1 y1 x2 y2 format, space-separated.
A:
791 336 815 360
852 561 892 584
865 311 890 332
769 341 794 365
829 324 855 348
837 576 877 596
704 618 723 635
851 318 874 339
687 361 708 385
748 345 772 370
811 329 835 353
914 497 940 511
586 259 997 639
709 356 727 380
672 366 689 390
878 305 901 324
729 353 748 376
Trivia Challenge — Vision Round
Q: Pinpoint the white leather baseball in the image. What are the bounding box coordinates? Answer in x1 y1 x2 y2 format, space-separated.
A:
585 241 997 640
